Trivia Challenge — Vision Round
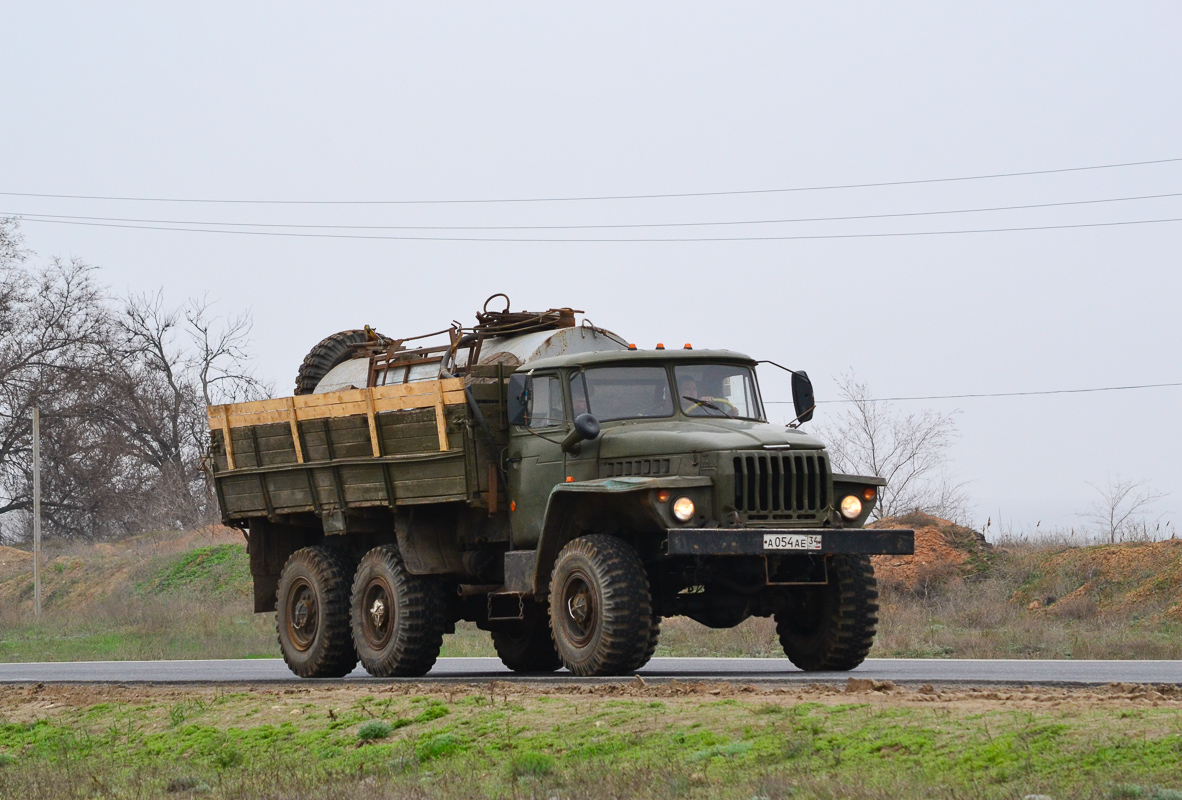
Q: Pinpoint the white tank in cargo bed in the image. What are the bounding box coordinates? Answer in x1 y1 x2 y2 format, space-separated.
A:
313 326 627 393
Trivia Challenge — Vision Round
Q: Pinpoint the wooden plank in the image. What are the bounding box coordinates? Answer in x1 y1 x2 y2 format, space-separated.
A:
208 385 466 429
433 381 449 451
286 397 305 464
364 388 381 458
219 405 236 470
204 378 464 416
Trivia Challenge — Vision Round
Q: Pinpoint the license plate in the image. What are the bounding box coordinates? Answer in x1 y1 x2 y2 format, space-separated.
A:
763 533 823 551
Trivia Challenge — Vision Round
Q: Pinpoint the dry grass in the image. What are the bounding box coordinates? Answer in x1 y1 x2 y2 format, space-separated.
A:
3 525 1182 663
873 539 1182 660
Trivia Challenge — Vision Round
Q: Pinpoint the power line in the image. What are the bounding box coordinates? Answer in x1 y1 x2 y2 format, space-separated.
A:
7 190 1182 231
765 381 1182 404
12 213 1182 241
3 156 1181 206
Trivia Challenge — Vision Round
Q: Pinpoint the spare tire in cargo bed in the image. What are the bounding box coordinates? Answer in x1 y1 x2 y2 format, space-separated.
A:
294 329 387 395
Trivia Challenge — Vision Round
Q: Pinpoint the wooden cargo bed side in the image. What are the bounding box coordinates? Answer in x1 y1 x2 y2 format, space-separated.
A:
206 379 472 520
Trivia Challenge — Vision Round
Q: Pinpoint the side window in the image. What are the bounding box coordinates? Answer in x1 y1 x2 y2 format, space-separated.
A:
569 371 589 418
527 375 564 429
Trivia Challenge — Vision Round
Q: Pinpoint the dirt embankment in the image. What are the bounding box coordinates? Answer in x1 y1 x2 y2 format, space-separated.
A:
869 511 992 592
0 526 244 612
1016 539 1182 619
869 511 1182 620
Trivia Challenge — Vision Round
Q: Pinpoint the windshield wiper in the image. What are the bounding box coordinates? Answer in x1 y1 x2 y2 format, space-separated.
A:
682 395 732 417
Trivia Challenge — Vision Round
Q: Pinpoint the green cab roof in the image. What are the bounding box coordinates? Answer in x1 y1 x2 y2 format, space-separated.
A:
519 347 757 372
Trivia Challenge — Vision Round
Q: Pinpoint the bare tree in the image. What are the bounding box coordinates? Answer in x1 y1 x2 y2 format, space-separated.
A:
0 252 117 538
814 372 970 521
1079 476 1167 543
185 295 268 408
91 291 269 529
0 219 270 540
0 217 27 266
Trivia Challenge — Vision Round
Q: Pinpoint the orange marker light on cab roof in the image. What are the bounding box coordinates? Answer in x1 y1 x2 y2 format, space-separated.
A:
566 476 574 482
683 344 692 349
627 343 638 350
656 343 665 350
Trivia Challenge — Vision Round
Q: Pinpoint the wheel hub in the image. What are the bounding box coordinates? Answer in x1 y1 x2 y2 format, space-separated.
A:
293 599 310 629
285 578 319 652
560 572 598 647
369 597 387 629
360 578 395 650
568 593 590 627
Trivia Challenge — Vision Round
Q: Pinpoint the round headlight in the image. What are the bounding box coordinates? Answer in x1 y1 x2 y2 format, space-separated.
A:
840 495 863 520
672 496 696 522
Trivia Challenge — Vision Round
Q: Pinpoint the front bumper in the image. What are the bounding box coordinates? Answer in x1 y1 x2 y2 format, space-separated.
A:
666 528 914 556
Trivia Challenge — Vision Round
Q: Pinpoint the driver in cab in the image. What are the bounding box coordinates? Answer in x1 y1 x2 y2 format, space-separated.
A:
679 376 736 418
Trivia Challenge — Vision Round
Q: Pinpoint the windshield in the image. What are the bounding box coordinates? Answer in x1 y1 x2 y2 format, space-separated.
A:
570 366 674 422
674 364 764 420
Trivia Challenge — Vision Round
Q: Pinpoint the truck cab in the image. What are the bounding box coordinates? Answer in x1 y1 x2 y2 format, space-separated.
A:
494 347 910 675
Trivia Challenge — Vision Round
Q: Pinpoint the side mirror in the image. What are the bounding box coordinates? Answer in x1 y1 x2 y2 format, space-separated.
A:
507 374 530 426
561 413 601 453
791 370 815 424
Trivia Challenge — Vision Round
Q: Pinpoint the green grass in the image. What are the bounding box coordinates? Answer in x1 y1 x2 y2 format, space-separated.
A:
138 544 251 596
0 686 1180 799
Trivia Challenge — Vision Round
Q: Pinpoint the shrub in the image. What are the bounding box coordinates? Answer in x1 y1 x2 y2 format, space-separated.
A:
508 751 554 779
357 721 394 741
0 753 15 767
1050 594 1099 620
414 704 449 723
166 776 210 793
213 747 242 769
417 733 463 761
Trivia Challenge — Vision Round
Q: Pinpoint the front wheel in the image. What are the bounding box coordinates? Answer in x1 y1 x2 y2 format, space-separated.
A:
774 554 879 671
548 535 654 677
350 545 447 677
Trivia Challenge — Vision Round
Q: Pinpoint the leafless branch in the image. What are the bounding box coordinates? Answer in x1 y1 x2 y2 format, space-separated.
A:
1078 476 1168 543
815 372 970 521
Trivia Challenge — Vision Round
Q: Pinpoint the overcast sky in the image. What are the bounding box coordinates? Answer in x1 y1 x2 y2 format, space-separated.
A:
3 3 1179 537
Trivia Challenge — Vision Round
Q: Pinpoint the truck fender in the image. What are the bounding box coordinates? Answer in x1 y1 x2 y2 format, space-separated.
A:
524 476 713 595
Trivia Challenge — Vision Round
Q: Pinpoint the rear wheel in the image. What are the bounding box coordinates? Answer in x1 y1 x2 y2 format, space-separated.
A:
548 535 654 677
350 545 447 677
276 546 358 678
491 609 563 673
774 555 879 671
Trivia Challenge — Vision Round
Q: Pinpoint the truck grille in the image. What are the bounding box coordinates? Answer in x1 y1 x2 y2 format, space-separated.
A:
731 452 829 518
601 458 672 478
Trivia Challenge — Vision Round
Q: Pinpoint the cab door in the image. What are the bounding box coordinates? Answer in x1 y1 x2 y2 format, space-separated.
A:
562 368 602 483
507 372 568 549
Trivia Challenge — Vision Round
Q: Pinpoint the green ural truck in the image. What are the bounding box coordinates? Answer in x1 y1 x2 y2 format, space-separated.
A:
206 298 913 678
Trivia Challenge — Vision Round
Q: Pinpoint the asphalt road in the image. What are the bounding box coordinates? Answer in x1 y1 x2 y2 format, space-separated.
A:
1 657 1179 686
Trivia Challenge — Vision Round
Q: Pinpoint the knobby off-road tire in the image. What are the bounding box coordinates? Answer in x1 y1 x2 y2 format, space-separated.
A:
350 545 447 678
294 329 382 396
276 546 358 678
639 615 661 669
548 534 654 677
774 554 879 671
491 611 563 673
